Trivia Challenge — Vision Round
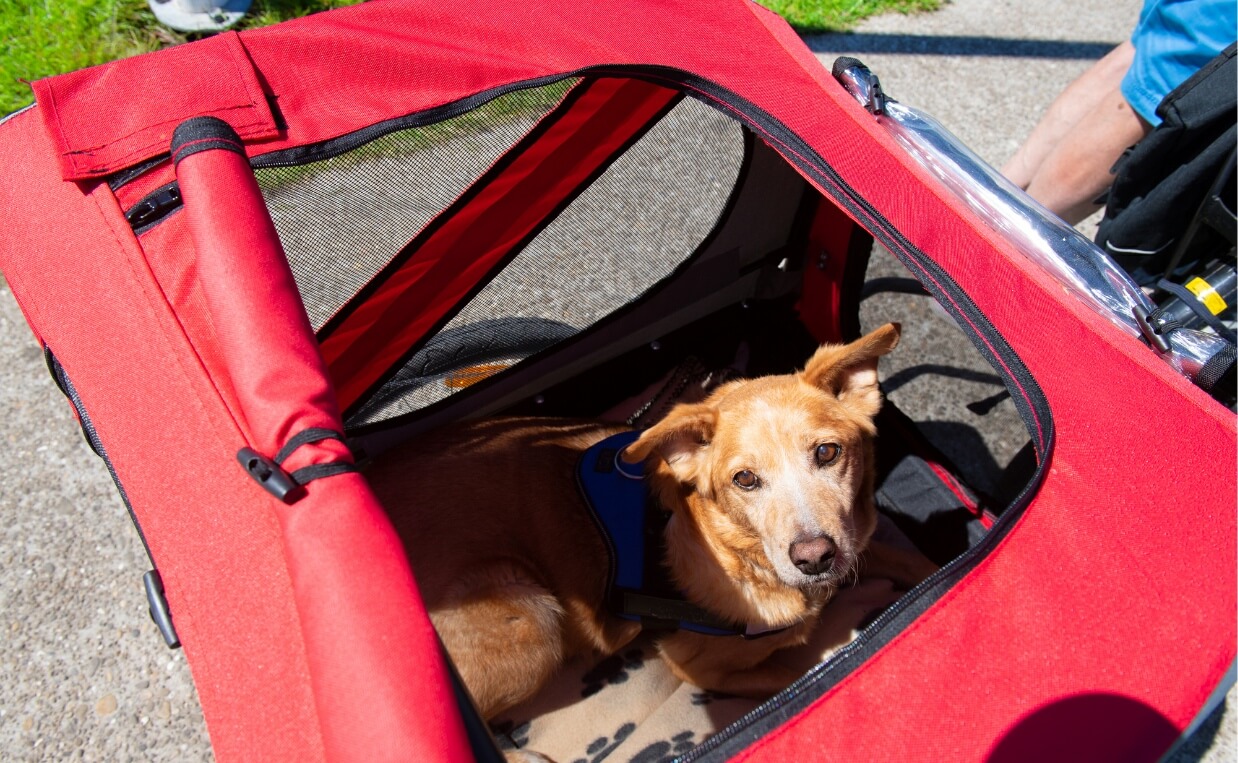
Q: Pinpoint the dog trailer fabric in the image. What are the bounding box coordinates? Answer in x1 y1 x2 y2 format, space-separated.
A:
0 0 1233 761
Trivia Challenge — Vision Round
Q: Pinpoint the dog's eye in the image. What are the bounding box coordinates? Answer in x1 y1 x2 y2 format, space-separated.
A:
732 470 760 490
815 443 842 466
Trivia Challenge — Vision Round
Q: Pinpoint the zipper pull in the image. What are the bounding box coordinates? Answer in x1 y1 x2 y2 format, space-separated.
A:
125 183 182 231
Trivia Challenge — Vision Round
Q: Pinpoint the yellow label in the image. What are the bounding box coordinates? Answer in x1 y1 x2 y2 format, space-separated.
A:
1185 277 1228 316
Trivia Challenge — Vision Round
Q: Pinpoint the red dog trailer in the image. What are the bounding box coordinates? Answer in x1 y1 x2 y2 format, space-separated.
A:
0 0 1232 760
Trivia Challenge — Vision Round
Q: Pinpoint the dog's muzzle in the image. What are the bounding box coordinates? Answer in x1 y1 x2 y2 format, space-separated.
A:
789 533 837 576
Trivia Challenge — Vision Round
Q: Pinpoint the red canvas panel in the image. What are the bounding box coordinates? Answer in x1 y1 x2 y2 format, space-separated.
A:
736 294 1236 760
732 92 1237 759
0 108 328 763
171 120 471 761
133 216 249 430
30 32 278 181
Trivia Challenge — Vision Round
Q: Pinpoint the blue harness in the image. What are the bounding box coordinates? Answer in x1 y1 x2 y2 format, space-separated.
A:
576 431 786 638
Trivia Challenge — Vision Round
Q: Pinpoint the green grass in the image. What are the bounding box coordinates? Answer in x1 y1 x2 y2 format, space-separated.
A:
1 0 939 117
760 0 941 34
0 0 359 115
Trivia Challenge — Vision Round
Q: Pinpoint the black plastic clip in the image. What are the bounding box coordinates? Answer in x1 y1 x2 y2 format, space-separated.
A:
144 569 181 649
831 57 888 116
238 447 303 503
1133 305 1174 354
238 429 356 503
863 71 888 116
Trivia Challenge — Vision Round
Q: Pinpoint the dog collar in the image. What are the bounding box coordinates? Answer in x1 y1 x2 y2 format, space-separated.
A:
577 431 788 639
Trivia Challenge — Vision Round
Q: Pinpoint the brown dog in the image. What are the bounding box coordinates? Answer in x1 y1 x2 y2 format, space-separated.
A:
367 322 933 721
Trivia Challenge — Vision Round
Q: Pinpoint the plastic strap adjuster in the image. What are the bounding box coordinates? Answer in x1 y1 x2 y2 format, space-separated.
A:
238 428 357 503
238 447 303 502
143 569 181 649
1133 305 1174 354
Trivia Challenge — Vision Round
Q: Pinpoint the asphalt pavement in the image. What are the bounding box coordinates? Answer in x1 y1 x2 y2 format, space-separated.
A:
0 0 1232 760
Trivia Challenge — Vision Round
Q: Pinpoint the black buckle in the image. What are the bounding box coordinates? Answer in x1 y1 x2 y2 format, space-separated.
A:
238 447 303 503
1133 305 1174 354
238 428 355 503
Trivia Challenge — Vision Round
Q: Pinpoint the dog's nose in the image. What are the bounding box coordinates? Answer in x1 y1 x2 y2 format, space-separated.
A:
789 534 837 575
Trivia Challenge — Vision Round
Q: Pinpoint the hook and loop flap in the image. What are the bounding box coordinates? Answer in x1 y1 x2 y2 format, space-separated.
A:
31 32 278 181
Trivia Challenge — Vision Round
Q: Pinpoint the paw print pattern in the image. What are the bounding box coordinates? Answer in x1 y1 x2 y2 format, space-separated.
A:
580 647 645 698
629 730 697 763
571 721 636 763
689 690 738 706
489 719 532 751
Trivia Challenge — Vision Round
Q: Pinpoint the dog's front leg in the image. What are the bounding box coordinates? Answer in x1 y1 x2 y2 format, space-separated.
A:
657 628 807 699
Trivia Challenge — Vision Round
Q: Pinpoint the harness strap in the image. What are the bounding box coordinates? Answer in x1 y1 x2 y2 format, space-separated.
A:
617 591 789 639
1154 278 1238 344
577 431 789 639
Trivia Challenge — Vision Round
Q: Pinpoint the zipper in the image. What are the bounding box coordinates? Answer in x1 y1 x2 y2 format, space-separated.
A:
677 457 1048 761
559 66 1055 762
125 182 182 233
248 74 577 171
109 155 171 191
116 74 580 232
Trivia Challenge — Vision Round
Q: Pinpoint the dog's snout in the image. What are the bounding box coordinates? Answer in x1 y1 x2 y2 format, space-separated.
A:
789 534 837 575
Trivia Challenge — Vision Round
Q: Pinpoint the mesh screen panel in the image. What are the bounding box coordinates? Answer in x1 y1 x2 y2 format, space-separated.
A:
257 82 576 330
258 79 745 426
348 96 745 426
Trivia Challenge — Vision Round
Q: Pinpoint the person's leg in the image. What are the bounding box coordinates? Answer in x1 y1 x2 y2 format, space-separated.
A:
1022 79 1151 224
1003 42 1136 189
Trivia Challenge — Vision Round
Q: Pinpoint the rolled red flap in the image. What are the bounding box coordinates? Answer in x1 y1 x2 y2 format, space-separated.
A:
171 116 343 456
172 116 471 762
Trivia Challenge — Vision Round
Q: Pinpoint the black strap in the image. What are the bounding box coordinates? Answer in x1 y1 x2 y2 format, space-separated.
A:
289 461 358 485
1155 278 1238 344
614 590 790 639
239 427 357 503
274 427 349 467
170 116 246 166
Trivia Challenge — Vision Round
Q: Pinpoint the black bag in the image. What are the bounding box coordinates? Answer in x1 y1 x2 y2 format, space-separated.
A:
1096 43 1236 286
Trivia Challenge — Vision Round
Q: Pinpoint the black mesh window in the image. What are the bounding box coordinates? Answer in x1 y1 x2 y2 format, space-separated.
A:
257 79 746 427
348 96 746 426
256 81 577 330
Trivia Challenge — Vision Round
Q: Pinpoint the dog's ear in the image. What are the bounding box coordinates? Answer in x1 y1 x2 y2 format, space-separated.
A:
800 323 901 418
621 402 716 485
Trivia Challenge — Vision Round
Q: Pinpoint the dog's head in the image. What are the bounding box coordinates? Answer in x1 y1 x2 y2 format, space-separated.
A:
624 324 900 594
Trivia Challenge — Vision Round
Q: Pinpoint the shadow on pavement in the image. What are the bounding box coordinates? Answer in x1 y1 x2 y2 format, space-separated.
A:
803 33 1116 60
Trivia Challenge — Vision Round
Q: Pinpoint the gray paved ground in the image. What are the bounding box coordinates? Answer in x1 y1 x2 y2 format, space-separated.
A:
1 0 1233 760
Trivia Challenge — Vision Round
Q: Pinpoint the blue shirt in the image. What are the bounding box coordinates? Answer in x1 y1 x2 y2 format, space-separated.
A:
1122 0 1237 124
